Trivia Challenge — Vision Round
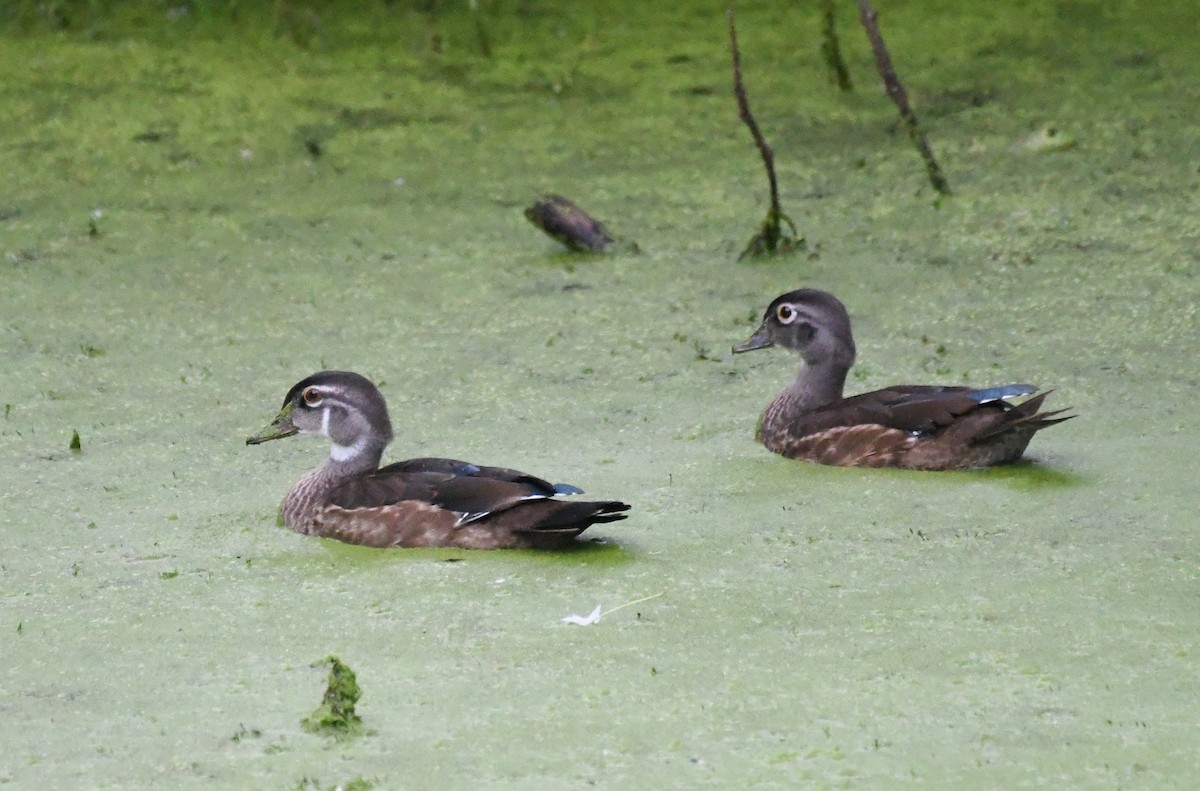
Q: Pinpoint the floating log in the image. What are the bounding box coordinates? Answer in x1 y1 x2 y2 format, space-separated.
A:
524 194 616 253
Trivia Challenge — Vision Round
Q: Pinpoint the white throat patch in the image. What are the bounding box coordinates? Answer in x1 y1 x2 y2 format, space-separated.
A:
330 437 368 463
321 405 367 463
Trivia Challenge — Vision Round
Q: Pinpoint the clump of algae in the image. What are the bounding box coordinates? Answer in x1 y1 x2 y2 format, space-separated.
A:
302 656 363 737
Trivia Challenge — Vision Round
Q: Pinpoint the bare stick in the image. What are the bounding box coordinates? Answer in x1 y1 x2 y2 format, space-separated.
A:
820 0 853 91
857 0 950 195
728 8 802 259
729 9 780 229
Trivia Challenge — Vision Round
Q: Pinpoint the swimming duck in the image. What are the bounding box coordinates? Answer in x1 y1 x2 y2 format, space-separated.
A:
246 371 629 549
732 289 1073 469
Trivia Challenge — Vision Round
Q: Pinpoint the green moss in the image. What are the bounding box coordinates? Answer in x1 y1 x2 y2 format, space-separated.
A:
295 777 373 791
2 2 1200 788
302 656 363 737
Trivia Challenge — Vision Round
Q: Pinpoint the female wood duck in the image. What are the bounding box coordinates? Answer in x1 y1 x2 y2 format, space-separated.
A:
246 371 629 549
732 289 1073 470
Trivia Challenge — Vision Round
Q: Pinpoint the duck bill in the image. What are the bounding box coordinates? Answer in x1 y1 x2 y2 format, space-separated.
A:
246 403 299 445
732 322 774 354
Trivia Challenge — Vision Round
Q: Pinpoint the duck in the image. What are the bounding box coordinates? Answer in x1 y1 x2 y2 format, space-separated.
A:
246 371 629 549
732 289 1073 469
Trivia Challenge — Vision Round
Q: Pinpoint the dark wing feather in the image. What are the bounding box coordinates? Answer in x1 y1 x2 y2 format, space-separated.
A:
378 457 562 496
328 469 545 520
328 457 616 529
327 470 442 510
795 386 972 435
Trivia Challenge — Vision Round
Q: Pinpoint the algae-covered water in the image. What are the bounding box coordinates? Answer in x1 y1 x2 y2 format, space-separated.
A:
3 1 1198 788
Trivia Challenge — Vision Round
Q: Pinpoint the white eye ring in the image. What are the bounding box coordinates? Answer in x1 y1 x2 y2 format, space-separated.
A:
302 387 323 407
776 304 797 323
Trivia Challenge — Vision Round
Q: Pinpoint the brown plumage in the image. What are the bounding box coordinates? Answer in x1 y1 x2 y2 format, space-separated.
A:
246 371 629 549
733 289 1073 470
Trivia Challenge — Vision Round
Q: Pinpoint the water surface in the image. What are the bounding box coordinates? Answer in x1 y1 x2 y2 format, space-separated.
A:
3 2 1198 787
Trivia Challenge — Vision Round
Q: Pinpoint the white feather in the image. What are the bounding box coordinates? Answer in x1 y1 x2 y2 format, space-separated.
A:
562 605 603 626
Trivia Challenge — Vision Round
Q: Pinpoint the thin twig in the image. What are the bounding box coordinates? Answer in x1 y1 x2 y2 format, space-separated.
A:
820 0 853 91
857 0 950 195
727 8 802 259
602 591 665 618
729 9 780 223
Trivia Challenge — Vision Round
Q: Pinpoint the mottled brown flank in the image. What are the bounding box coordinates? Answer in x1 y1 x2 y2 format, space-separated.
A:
762 423 918 467
309 501 605 550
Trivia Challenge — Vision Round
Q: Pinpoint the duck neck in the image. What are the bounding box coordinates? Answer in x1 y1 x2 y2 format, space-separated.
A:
328 435 386 479
762 360 848 432
281 440 385 531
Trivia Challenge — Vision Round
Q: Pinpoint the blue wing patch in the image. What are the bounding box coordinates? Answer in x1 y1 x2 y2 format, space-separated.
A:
968 384 1037 402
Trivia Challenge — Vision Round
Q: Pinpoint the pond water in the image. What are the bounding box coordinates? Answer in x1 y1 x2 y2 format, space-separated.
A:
3 2 1198 787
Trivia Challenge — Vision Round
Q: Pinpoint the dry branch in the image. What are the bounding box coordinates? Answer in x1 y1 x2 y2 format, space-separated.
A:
857 0 950 195
728 8 804 260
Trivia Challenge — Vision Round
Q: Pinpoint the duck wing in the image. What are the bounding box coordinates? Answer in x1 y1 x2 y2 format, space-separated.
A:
808 384 1040 436
327 457 622 526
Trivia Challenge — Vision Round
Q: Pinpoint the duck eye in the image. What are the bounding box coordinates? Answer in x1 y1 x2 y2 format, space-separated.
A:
301 387 322 406
776 304 795 323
